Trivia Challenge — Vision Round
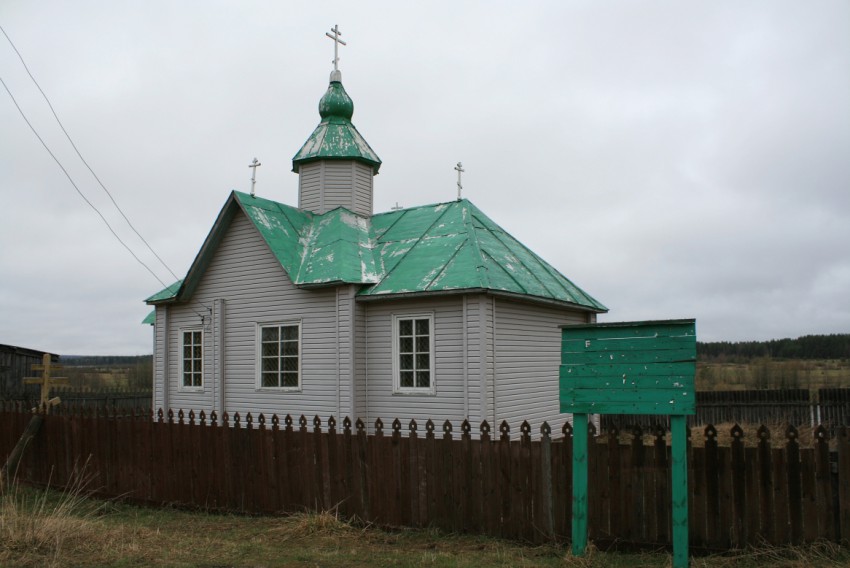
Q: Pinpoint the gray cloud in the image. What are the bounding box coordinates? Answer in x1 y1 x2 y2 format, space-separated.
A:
1 1 848 354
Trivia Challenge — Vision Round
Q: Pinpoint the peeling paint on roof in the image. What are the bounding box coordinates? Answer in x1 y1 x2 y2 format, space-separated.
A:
292 80 381 173
146 192 606 313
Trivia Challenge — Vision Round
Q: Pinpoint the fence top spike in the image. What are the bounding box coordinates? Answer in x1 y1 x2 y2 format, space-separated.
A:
313 415 321 428
704 424 717 439
540 421 551 436
328 415 337 430
499 420 510 437
408 419 418 432
425 419 435 433
480 420 491 435
299 415 307 427
757 424 771 440
814 424 828 440
343 416 352 429
461 419 471 435
785 424 799 440
730 423 744 439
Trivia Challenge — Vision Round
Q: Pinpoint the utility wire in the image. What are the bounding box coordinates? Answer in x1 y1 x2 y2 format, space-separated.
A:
1 23 180 282
1 74 174 291
2 74 212 323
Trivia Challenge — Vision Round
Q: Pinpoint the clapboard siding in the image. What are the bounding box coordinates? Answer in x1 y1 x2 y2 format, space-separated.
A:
354 162 373 214
493 298 588 435
153 307 166 411
361 297 469 427
297 161 373 216
157 211 354 420
298 163 322 212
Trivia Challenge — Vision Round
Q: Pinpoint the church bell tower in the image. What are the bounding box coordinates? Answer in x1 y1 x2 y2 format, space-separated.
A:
292 26 381 217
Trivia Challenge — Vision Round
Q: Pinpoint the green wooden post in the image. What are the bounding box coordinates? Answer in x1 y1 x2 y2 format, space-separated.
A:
560 319 696 565
671 415 688 568
571 412 588 556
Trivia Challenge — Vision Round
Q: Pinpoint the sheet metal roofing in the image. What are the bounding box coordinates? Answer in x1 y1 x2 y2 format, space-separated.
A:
292 79 381 173
145 191 606 312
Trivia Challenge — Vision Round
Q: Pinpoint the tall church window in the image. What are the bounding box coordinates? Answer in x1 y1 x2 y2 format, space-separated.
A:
392 314 435 394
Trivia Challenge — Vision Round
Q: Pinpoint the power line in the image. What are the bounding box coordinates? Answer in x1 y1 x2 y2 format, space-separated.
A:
0 23 181 282
2 73 212 322
1 74 174 291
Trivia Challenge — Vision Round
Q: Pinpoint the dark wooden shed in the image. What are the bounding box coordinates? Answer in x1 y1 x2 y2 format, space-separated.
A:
0 344 59 400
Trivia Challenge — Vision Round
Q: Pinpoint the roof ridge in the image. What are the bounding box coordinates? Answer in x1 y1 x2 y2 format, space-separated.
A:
472 208 559 298
467 203 597 306
461 201 490 289
375 201 459 288
424 238 468 291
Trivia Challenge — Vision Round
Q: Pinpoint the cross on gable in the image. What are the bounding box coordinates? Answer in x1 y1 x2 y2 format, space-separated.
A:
325 25 347 72
454 162 465 200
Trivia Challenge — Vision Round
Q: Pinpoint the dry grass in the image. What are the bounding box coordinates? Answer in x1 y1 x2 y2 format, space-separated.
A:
0 467 114 567
1 484 848 567
696 358 850 391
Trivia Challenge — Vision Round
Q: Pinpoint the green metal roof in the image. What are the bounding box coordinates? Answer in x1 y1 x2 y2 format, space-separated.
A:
292 79 381 173
362 200 607 310
145 280 183 303
146 191 605 313
142 310 156 325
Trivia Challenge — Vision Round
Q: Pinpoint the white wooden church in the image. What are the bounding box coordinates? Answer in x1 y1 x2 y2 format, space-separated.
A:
145 30 606 434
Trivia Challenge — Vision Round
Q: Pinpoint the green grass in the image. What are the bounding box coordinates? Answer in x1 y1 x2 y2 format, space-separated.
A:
2 483 849 567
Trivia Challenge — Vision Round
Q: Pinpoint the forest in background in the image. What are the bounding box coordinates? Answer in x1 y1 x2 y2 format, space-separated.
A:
697 333 850 361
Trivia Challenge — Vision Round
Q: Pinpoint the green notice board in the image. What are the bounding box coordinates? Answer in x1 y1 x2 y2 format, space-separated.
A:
560 319 696 416
560 319 696 567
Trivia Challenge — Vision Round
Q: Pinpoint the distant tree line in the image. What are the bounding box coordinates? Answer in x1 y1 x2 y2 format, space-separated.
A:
60 355 152 367
698 334 850 361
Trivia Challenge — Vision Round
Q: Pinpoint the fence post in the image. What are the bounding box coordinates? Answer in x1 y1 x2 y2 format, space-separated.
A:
539 422 554 540
838 427 850 544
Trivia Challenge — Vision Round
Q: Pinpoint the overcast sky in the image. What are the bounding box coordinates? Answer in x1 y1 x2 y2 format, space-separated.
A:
1 2 848 355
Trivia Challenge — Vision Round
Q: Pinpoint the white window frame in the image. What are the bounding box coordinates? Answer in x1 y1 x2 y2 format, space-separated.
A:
179 328 204 392
256 320 302 391
392 313 436 395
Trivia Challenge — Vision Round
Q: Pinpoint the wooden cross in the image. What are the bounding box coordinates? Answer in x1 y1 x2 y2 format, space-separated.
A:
325 24 347 72
23 353 69 412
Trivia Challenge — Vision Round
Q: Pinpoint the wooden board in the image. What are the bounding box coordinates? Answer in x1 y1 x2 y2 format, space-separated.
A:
560 319 696 416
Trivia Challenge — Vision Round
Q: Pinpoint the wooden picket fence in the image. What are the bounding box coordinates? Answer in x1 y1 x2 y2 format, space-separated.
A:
1 404 849 550
603 388 850 431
